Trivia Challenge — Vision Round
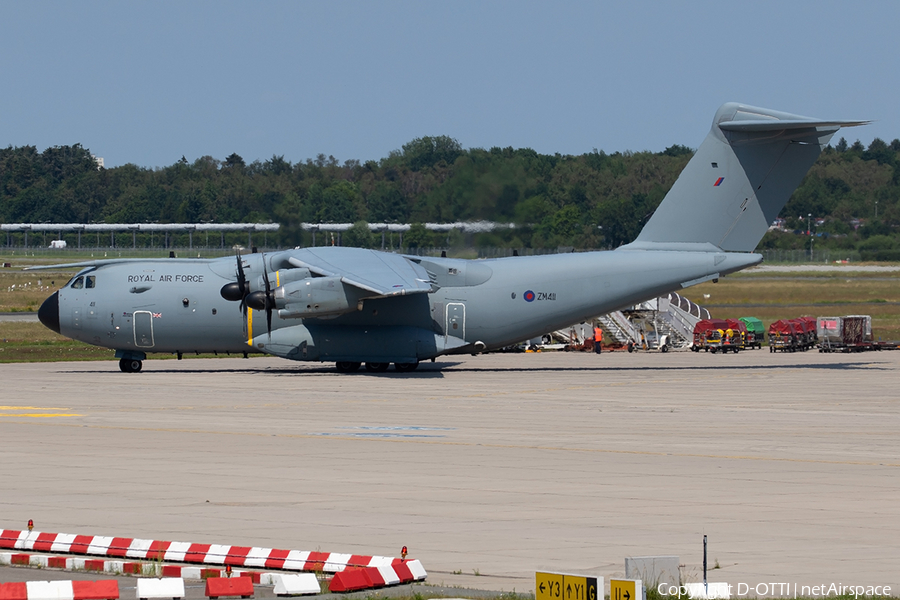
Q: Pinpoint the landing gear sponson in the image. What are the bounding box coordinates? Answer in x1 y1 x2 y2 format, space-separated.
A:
336 361 418 373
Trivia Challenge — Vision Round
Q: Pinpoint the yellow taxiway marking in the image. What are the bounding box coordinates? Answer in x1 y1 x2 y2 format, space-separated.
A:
0 406 82 417
0 413 83 418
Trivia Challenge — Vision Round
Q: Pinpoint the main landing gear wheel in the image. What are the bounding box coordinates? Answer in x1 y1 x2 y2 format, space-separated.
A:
365 362 390 372
119 358 143 373
394 362 419 372
335 361 361 373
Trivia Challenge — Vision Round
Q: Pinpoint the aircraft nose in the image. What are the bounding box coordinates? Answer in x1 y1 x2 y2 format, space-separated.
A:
38 291 61 334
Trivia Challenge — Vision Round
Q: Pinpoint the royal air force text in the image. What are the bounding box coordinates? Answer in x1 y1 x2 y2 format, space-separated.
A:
127 274 204 283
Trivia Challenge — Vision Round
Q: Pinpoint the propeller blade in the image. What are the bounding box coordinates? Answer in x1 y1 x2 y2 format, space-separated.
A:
261 256 273 338
235 250 248 315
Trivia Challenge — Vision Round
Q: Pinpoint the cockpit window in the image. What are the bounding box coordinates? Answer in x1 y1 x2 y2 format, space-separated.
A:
85 275 96 289
71 276 84 289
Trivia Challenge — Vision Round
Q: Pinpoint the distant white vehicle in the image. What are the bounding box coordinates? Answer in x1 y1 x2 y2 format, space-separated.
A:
49 240 67 249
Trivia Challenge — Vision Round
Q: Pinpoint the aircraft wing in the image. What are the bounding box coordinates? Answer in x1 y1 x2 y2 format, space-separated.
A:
286 247 434 297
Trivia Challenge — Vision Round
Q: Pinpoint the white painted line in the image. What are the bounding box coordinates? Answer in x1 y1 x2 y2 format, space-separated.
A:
282 550 310 571
164 541 190 562
105 560 124 573
407 559 427 580
126 538 153 559
243 547 271 568
51 534 77 554
204 544 230 564
323 553 351 572
376 565 400 585
87 536 113 555
14 530 29 550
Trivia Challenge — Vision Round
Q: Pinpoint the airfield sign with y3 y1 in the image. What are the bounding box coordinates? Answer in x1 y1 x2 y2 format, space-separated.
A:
536 572 600 600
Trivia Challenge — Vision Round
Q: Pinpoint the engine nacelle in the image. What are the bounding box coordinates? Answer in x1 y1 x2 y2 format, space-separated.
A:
257 267 311 291
275 276 360 318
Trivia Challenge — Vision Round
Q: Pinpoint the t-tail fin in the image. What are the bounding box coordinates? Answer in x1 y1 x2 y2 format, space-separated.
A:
623 103 868 253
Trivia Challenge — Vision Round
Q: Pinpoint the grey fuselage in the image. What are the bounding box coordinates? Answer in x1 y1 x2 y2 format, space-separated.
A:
47 247 758 364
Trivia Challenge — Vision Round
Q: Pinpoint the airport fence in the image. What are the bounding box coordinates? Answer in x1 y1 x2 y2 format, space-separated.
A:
759 249 864 264
1 245 886 264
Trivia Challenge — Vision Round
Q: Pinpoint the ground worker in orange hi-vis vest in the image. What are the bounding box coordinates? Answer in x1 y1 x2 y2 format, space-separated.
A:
594 325 603 354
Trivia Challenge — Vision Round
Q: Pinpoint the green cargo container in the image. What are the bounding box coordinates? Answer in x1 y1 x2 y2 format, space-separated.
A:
739 317 765 349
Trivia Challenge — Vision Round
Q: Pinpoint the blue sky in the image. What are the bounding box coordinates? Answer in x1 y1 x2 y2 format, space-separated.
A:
2 1 897 168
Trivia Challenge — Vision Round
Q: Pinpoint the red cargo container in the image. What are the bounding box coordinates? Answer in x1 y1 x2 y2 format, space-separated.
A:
768 319 802 352
724 319 748 351
691 319 736 353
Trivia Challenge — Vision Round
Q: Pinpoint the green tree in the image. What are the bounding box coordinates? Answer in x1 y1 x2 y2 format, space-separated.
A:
342 220 375 248
224 153 245 170
366 182 407 222
401 136 463 171
403 222 432 249
316 181 361 223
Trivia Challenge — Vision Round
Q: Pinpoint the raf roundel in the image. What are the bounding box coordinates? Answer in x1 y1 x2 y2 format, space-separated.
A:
524 290 536 302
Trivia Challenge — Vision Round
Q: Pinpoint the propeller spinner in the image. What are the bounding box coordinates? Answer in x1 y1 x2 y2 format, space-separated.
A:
220 250 276 337
245 266 275 336
219 250 251 313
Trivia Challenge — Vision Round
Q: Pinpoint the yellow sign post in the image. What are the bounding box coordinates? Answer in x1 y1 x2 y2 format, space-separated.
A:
536 572 599 600
610 579 642 600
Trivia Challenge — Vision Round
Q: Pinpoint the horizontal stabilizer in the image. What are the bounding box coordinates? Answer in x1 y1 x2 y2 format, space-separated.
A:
718 118 869 132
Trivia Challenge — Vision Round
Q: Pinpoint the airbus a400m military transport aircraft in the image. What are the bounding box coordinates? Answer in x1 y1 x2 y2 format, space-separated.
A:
33 103 866 373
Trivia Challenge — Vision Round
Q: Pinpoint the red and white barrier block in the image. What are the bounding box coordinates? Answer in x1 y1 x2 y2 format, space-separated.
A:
328 560 427 593
0 580 118 600
0 530 421 577
0 528 427 595
135 579 185 600
271 574 320 596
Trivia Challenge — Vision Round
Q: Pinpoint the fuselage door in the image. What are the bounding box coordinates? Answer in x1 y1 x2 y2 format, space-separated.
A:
133 310 155 348
446 302 465 339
